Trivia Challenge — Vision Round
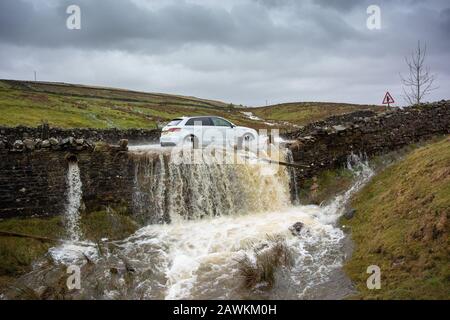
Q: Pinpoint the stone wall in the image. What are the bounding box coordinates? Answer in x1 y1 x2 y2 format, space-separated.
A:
285 100 450 179
0 149 68 218
77 149 134 213
0 124 159 219
0 148 134 219
0 125 160 146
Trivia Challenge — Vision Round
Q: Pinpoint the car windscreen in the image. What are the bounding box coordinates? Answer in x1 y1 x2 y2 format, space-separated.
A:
185 117 213 126
167 119 182 126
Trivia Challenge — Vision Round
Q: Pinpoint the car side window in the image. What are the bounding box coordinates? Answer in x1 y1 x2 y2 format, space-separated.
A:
211 117 233 127
185 117 213 126
203 118 214 126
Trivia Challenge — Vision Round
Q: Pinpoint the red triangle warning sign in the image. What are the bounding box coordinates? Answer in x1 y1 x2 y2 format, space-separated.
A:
382 92 395 105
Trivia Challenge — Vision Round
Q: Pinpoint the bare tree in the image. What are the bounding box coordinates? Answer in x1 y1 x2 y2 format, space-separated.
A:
400 41 437 105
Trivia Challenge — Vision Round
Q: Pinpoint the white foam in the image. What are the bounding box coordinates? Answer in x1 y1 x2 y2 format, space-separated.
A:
128 144 165 152
49 241 98 265
65 162 83 241
114 204 346 299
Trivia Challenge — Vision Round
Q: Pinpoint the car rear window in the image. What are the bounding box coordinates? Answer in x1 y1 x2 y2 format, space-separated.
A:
167 119 182 126
185 117 213 126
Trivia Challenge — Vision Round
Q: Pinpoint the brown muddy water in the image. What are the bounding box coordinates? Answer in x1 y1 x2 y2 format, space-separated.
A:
3 147 373 300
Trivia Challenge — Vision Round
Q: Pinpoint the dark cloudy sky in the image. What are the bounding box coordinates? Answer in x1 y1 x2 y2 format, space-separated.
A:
0 0 449 106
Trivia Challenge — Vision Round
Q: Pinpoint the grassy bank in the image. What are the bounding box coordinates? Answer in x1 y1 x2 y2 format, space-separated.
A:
343 137 450 299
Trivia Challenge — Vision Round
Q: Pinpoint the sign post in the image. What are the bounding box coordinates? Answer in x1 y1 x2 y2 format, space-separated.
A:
382 92 395 107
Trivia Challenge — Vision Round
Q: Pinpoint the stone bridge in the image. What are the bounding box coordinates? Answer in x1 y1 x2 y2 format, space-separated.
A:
0 100 449 219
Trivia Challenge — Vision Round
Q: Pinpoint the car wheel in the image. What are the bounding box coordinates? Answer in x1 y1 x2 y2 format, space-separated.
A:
239 133 256 150
243 133 255 142
183 135 199 149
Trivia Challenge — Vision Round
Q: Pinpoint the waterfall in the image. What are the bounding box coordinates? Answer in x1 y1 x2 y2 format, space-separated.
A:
319 152 374 225
15 150 376 300
65 161 83 241
131 148 293 223
286 149 300 205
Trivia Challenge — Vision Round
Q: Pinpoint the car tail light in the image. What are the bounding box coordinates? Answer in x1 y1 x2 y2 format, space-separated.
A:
165 128 181 133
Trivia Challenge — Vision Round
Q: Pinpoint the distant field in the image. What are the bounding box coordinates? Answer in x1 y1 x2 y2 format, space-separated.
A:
252 102 387 127
0 80 386 130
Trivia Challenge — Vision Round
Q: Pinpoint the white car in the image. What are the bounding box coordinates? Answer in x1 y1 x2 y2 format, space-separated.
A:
160 116 259 148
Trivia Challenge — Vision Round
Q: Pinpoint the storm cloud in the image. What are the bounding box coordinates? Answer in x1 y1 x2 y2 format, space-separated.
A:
0 0 449 106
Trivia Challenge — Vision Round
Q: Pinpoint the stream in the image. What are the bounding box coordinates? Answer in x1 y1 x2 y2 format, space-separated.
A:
6 146 374 300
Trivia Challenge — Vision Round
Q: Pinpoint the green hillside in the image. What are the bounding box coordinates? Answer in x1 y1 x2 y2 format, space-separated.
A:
252 102 387 127
0 80 240 129
0 79 386 130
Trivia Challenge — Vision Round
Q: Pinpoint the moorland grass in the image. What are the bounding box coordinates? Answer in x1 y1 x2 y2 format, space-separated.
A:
343 137 450 299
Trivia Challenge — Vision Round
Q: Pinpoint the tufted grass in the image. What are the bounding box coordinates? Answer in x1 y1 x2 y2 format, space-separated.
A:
237 236 294 290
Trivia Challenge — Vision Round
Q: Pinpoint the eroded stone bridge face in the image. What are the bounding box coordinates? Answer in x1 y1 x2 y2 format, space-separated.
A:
0 101 449 219
0 147 294 220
